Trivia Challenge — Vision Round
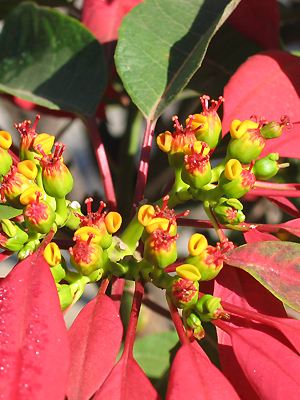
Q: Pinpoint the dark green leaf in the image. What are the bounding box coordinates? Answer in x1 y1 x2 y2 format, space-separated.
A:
115 0 240 120
0 2 106 115
0 205 22 219
0 1 72 18
226 241 300 312
133 330 178 378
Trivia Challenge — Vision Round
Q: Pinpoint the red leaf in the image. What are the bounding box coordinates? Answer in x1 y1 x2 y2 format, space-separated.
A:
214 267 286 399
267 196 300 218
229 327 300 399
166 343 239 400
93 355 159 399
223 51 300 158
279 218 300 238
0 252 70 399
82 0 142 44
225 241 300 311
229 0 280 49
244 229 279 243
67 294 123 400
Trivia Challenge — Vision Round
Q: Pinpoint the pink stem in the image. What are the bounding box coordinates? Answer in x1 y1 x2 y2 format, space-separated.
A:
8 148 19 165
85 118 117 210
213 318 232 335
255 181 300 190
166 295 190 345
99 278 110 295
110 277 125 311
250 188 300 198
133 118 157 206
123 281 145 357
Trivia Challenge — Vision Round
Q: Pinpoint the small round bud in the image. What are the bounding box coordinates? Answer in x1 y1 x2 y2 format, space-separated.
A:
169 277 199 309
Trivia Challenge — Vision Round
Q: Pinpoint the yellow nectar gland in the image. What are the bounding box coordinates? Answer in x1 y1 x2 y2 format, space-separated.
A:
156 131 172 153
74 226 104 244
0 131 12 150
17 160 38 180
224 159 243 180
230 119 259 139
33 133 55 155
176 264 201 281
188 233 208 256
138 204 155 226
104 211 122 234
44 242 62 267
19 185 45 205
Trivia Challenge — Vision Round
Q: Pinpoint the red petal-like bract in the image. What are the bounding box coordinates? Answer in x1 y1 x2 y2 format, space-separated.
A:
244 229 279 243
225 241 300 311
82 0 142 44
229 0 280 49
267 196 300 218
223 51 300 158
214 267 286 399
67 294 123 400
93 355 159 399
229 327 300 399
0 252 70 399
166 343 239 400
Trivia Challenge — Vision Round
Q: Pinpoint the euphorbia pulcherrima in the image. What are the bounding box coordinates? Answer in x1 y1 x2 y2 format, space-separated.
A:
0 0 300 399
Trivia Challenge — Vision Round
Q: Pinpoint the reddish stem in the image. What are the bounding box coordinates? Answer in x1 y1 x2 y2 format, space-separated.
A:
111 277 125 311
8 148 19 165
99 278 110 295
166 295 190 345
123 281 145 357
213 318 232 335
85 118 117 210
133 118 157 206
250 188 300 198
255 181 300 190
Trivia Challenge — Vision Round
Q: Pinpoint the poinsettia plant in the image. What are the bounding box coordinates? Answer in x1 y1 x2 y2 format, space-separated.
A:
0 0 300 399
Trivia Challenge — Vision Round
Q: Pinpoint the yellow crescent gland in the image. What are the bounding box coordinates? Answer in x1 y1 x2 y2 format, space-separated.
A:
176 264 201 281
230 119 259 139
19 186 45 205
186 114 208 134
156 131 172 153
33 133 55 154
74 226 104 244
224 159 243 181
145 217 176 235
138 204 155 226
17 160 38 180
44 242 62 267
188 233 208 256
193 141 210 156
105 211 122 234
0 131 12 150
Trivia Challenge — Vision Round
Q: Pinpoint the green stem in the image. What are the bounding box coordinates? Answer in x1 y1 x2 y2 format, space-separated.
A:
203 201 227 242
55 197 69 227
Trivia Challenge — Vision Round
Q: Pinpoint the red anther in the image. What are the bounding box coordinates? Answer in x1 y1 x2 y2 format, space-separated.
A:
14 115 40 138
172 115 182 131
248 160 255 172
175 209 190 219
53 142 65 159
35 144 47 158
185 114 195 130
280 115 292 128
200 95 224 115
97 201 106 216
86 233 96 245
200 95 210 112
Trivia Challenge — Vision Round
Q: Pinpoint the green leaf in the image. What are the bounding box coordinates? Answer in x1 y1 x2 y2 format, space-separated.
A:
133 330 178 379
0 2 106 116
0 205 22 220
225 241 300 312
115 0 240 120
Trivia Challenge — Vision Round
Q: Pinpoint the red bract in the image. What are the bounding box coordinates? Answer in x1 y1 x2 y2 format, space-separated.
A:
244 229 279 243
166 343 239 400
229 0 280 49
93 356 159 399
223 51 300 158
82 0 142 44
67 294 123 400
0 248 70 399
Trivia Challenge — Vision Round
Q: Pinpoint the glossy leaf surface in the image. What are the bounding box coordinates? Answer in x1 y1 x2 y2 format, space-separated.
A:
82 0 142 44
225 241 300 311
166 343 239 399
67 294 123 400
0 2 106 115
94 355 159 400
115 0 240 119
223 51 300 158
0 250 70 399
229 327 300 399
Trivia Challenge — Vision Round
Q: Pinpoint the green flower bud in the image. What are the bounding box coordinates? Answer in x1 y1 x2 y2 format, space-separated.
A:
260 116 290 139
57 284 74 311
0 219 28 252
1 166 33 208
195 294 226 322
168 277 199 309
253 153 279 180
213 197 245 225
218 159 255 199
18 239 40 259
37 142 73 198
186 95 224 149
144 228 178 269
69 233 103 276
24 192 55 234
185 311 205 340
181 142 212 189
